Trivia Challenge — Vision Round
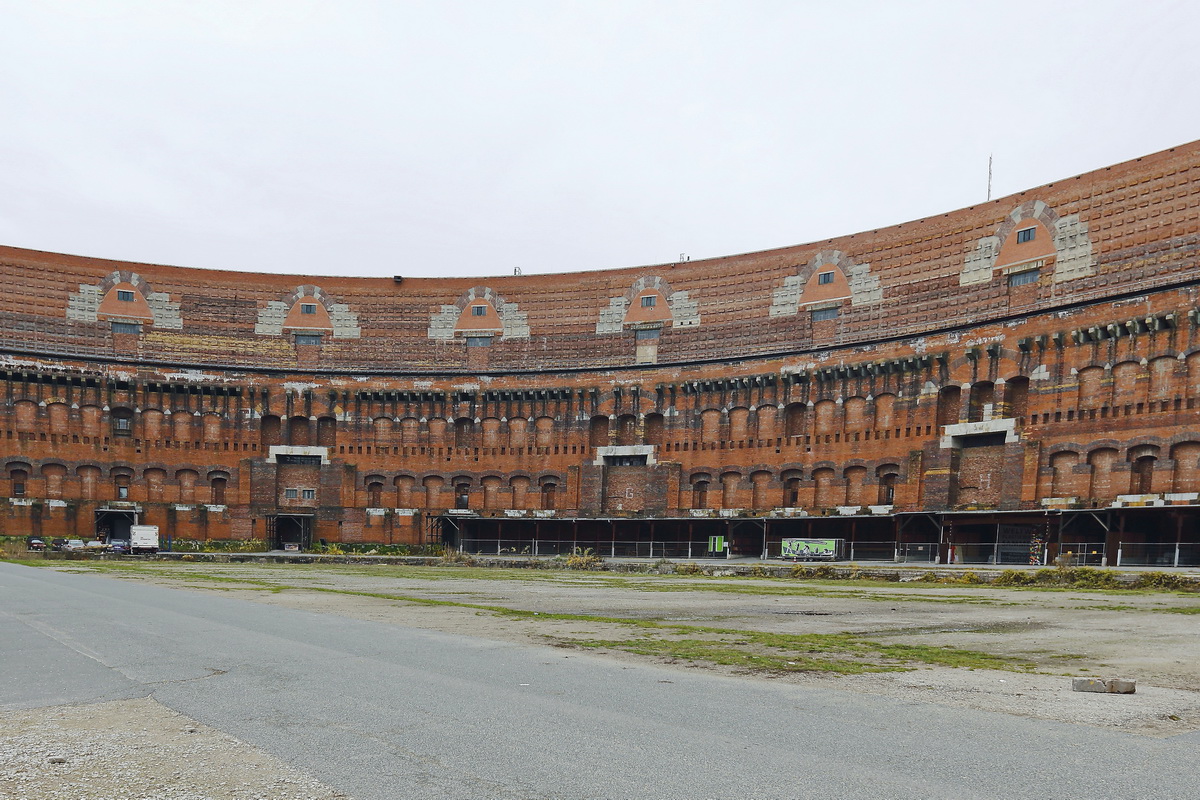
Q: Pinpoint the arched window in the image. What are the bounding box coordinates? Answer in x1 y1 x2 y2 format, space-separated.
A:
692 480 709 509
454 483 471 510
540 481 557 510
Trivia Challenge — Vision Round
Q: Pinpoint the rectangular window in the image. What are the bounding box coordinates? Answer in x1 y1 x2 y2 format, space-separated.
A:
471 305 487 316
301 488 316 500
811 307 838 322
817 271 835 285
117 486 129 499
1008 269 1040 287
284 488 299 499
640 295 656 307
300 303 317 315
1016 227 1036 243
116 290 135 302
295 334 322 346
12 482 24 497
466 336 492 347
113 417 132 435
634 328 661 340
111 322 141 334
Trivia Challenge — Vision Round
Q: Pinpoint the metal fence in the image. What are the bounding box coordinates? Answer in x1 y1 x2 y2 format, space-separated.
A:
1057 542 1107 566
1115 541 1197 567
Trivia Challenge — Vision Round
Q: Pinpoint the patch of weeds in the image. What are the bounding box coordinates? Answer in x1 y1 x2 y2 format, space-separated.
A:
1132 572 1195 591
1162 606 1200 615
993 570 1035 587
564 548 603 571
675 562 703 576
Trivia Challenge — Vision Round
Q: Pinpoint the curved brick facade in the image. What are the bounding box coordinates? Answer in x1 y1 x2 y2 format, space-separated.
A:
3 141 1200 565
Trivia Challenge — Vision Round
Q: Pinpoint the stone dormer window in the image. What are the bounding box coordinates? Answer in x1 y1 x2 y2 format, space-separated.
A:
641 295 656 307
1016 227 1036 243
116 290 135 302
300 303 317 315
817 271 835 285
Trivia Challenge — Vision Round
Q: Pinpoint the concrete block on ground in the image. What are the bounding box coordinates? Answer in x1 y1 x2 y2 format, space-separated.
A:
1072 678 1108 693
1072 677 1136 694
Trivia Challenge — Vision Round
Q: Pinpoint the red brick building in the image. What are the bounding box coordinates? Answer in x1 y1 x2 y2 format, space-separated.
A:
3 141 1200 566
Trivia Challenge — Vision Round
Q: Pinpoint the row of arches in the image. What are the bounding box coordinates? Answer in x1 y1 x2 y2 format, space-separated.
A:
4 461 229 504
686 463 904 510
1046 441 1200 499
360 473 565 511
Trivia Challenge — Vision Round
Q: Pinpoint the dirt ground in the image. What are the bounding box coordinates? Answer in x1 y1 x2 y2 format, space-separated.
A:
6 560 1200 798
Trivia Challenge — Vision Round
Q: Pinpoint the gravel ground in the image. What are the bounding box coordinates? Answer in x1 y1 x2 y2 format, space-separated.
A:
9 561 1200 799
0 697 346 800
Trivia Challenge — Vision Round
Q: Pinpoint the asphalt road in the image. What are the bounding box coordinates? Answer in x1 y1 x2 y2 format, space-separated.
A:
2 562 1196 800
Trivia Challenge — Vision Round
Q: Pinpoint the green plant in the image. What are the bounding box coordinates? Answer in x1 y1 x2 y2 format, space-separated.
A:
1132 571 1190 591
675 562 703 576
565 547 603 571
958 570 983 585
993 569 1034 586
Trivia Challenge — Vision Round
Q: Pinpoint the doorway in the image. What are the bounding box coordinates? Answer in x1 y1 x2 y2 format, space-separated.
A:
268 514 313 551
95 510 136 543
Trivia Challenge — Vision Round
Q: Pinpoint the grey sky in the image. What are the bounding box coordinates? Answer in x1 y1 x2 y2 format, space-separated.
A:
1 1 1196 278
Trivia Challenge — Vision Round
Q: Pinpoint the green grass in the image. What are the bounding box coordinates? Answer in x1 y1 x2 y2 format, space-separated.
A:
568 627 1034 674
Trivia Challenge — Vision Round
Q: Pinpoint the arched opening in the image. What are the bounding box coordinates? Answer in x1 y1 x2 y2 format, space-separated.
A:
260 415 281 448
691 473 712 509
111 408 134 438
8 465 29 497
317 416 337 447
1128 446 1159 495
589 416 610 448
540 480 557 511
936 386 961 427
287 416 311 447
454 418 474 449
876 464 899 505
1048 451 1078 498
209 472 229 505
368 481 384 508
781 470 803 508
616 414 638 446
454 482 471 510
1004 377 1029 420
644 413 665 446
967 382 994 423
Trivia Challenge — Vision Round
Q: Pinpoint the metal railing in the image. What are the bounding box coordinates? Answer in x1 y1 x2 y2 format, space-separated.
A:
1056 542 1107 566
1115 541 1193 567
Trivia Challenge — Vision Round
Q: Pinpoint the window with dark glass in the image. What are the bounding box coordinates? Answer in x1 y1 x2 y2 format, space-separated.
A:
301 488 315 500
300 303 317 315
111 321 141 334
471 305 487 316
811 307 838 322
116 290 135 302
295 334 322 346
640 295 656 307
817 271 834 285
1016 227 1036 243
634 328 660 340
466 335 491 347
1008 269 1040 287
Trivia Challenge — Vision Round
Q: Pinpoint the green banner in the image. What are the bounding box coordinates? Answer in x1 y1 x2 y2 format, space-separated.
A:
781 538 839 559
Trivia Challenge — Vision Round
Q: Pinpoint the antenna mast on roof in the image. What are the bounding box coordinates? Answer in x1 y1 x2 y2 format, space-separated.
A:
987 154 993 201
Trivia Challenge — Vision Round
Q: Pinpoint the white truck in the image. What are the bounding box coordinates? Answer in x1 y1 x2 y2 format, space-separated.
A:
129 525 160 555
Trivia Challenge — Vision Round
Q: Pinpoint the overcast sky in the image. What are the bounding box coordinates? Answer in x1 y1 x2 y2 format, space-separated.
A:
1 1 1197 279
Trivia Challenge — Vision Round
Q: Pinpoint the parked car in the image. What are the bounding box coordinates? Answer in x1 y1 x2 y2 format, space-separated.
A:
108 539 130 554
84 540 108 551
63 539 86 551
49 538 68 551
26 537 46 551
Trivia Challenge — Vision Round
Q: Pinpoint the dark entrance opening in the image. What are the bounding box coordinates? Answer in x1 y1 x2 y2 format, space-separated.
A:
95 509 136 543
268 514 313 551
